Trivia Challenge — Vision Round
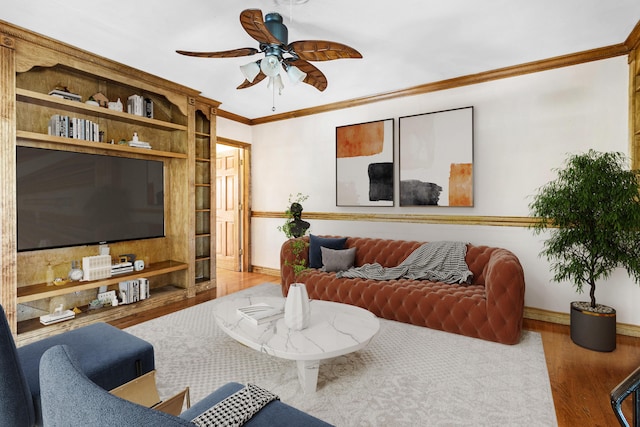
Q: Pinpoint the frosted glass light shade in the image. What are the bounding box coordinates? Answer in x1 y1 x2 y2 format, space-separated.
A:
267 75 284 94
240 61 260 82
287 65 307 84
260 55 282 77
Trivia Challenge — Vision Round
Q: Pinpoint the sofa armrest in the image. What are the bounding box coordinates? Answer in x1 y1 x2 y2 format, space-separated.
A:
482 248 526 344
280 237 310 296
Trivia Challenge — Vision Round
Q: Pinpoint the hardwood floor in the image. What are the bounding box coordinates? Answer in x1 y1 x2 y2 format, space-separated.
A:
110 270 640 426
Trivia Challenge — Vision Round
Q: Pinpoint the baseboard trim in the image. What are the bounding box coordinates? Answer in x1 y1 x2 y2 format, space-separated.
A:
251 266 280 277
524 307 640 337
250 265 640 337
524 307 570 325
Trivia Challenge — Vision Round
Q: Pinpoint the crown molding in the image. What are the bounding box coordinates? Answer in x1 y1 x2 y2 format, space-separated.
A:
219 43 629 126
625 19 640 51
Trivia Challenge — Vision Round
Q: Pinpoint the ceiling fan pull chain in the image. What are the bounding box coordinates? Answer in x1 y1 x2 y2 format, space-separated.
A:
272 82 276 112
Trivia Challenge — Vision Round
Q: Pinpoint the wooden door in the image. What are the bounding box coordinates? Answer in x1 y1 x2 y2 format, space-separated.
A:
216 148 240 271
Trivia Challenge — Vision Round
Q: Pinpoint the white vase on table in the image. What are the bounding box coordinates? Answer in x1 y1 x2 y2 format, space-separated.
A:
284 283 310 330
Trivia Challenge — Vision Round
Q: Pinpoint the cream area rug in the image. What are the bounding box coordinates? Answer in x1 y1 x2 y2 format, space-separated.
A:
125 283 557 426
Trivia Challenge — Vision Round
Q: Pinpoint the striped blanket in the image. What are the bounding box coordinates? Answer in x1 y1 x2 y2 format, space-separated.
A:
336 241 473 284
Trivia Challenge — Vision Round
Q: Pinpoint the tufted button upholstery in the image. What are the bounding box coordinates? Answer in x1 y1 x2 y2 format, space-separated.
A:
280 236 525 345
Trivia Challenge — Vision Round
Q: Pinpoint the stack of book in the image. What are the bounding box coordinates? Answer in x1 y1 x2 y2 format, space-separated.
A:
118 278 149 304
40 309 76 325
48 114 101 141
111 262 134 275
49 89 81 102
127 94 144 116
127 95 153 118
128 140 151 149
237 303 285 326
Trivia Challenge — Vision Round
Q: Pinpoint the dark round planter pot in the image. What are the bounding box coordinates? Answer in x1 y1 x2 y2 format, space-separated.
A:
570 302 616 352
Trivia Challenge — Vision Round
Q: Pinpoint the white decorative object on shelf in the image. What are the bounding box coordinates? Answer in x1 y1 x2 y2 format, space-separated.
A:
107 98 123 112
284 283 310 330
82 254 112 281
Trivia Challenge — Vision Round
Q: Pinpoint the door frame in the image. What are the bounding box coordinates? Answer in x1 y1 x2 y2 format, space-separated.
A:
216 136 251 272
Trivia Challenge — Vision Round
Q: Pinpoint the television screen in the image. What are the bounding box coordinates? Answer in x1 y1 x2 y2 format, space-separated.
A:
17 146 165 252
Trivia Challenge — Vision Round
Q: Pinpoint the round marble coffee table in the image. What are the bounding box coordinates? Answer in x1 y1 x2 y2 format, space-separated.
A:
213 296 380 393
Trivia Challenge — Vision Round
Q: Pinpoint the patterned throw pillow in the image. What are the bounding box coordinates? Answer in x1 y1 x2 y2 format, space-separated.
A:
191 384 279 427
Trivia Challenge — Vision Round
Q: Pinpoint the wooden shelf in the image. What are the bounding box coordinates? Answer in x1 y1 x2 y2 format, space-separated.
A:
195 157 211 162
17 88 188 132
16 285 188 344
195 131 211 137
17 130 188 159
17 260 188 304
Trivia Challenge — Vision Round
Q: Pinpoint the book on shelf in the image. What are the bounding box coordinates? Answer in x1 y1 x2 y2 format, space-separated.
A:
119 278 150 304
40 309 76 325
48 114 100 142
48 89 82 102
144 97 154 118
236 303 284 326
128 141 152 149
127 94 149 117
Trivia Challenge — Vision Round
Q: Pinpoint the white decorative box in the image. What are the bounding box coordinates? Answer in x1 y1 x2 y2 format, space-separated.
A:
82 254 112 281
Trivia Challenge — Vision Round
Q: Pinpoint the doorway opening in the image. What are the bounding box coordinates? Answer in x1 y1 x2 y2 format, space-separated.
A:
216 138 250 276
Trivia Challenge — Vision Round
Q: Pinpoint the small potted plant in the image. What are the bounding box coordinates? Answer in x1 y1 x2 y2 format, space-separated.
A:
277 193 310 275
529 150 640 351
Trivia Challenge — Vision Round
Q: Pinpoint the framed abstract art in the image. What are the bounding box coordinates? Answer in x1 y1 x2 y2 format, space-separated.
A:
399 107 474 206
336 118 394 206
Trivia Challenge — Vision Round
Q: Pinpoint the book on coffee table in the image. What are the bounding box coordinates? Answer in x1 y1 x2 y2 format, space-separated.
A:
237 303 284 326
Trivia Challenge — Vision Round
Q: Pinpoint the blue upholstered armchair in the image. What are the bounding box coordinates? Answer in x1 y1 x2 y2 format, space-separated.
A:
0 304 154 427
0 306 34 427
39 345 333 427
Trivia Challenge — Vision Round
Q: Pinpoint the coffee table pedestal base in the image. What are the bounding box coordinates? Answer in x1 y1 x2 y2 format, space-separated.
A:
297 360 320 394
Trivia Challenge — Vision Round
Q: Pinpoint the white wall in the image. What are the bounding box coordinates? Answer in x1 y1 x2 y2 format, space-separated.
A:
218 56 640 326
216 116 252 143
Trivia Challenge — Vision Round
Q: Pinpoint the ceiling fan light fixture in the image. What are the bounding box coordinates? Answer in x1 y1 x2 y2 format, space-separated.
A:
240 61 260 82
267 74 284 95
286 65 307 84
260 54 282 77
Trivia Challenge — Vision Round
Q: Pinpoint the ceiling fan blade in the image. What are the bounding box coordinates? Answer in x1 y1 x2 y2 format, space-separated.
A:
289 59 328 92
289 40 362 61
176 48 258 58
240 9 281 45
237 72 267 89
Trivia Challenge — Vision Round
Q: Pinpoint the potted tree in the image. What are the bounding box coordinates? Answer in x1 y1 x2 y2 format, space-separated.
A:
529 150 640 351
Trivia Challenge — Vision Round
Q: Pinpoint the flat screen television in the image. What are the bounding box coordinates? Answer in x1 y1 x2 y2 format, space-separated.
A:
17 146 165 252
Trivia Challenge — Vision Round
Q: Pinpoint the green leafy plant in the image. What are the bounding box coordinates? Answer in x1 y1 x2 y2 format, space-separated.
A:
529 150 640 309
277 193 309 275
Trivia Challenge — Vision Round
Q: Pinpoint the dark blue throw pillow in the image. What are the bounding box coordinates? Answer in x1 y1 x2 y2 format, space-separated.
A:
309 235 347 268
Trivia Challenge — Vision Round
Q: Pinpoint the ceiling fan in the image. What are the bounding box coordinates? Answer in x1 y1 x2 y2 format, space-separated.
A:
176 9 362 95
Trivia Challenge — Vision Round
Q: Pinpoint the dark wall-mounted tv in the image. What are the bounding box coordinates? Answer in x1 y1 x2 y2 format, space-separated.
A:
17 146 165 252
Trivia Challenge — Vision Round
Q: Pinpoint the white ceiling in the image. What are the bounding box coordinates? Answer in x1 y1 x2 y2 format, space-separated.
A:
3 1 640 120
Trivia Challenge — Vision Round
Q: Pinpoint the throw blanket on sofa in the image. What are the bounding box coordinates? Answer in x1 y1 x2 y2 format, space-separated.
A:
336 241 473 284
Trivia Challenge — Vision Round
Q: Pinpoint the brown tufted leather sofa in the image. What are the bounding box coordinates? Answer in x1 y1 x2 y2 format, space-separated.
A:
280 236 525 345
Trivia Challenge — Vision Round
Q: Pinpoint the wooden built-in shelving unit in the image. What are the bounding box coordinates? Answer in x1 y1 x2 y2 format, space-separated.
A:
193 99 216 292
0 20 220 344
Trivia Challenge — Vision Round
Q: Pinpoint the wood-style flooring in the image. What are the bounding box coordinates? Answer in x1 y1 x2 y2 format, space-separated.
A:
110 270 640 427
